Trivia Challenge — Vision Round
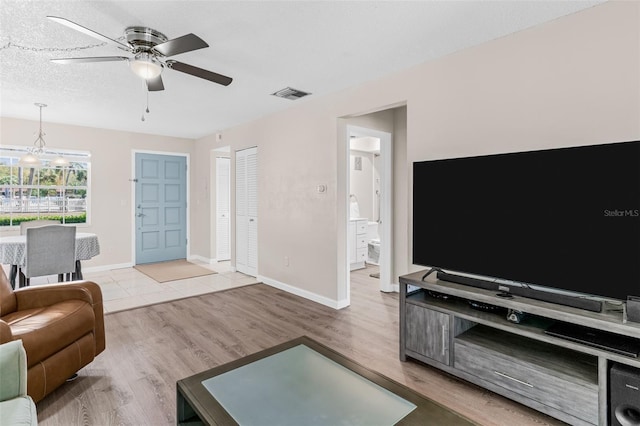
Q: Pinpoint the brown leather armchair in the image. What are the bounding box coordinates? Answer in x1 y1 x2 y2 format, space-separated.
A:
0 267 105 403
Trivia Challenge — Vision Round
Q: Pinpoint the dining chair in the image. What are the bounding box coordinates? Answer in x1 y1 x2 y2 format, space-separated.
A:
19 225 76 287
9 221 61 289
19 219 60 235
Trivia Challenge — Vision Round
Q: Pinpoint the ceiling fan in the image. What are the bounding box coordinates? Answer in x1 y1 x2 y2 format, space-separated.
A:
47 16 232 91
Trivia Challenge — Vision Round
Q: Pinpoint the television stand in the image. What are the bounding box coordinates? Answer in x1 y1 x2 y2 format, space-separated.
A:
400 271 640 426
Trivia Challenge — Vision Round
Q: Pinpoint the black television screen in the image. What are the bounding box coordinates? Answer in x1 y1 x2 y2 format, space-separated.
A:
412 140 640 302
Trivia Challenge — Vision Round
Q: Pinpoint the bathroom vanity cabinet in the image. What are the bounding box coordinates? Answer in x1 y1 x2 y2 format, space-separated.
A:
349 219 368 271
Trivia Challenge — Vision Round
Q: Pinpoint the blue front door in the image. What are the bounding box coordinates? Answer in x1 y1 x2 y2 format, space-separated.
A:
135 153 187 264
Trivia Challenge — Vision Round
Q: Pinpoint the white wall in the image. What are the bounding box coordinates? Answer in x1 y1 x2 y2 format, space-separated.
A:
191 132 217 261
0 117 194 270
198 1 639 306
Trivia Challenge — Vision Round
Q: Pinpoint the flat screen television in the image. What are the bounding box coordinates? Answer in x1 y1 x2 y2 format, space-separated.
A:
412 140 640 310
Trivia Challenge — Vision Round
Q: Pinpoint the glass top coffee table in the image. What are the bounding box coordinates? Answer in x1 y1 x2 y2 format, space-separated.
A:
177 336 473 425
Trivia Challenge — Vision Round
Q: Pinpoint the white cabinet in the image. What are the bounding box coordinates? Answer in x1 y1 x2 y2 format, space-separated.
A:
349 219 368 271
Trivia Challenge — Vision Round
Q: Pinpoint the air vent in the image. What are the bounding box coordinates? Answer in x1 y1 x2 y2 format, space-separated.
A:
271 87 311 100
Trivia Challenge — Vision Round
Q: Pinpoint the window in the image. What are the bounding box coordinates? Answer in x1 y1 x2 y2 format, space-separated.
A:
0 147 91 227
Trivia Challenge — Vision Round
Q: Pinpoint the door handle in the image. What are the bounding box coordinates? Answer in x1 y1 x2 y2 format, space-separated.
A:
137 213 145 217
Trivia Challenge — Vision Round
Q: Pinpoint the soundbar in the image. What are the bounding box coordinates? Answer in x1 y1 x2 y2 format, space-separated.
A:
436 271 603 312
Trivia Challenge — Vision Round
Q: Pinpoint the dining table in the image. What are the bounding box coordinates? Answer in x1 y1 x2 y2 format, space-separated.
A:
0 232 100 288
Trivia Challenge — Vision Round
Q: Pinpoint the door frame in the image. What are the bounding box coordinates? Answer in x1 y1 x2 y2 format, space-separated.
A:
346 125 393 298
131 150 190 265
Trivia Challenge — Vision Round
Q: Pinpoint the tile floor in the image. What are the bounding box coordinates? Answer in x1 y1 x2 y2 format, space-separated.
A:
3 261 259 314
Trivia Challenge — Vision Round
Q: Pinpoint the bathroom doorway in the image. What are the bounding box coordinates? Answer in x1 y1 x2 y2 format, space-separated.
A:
347 125 392 294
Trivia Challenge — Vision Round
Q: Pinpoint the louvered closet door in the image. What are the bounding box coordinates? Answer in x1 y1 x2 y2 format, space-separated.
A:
216 157 231 261
235 147 257 276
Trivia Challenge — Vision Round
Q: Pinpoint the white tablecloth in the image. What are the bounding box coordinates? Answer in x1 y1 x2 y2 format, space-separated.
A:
0 232 100 266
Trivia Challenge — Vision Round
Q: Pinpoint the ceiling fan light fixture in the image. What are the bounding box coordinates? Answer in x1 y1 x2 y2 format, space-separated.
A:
48 17 234 92
130 53 162 79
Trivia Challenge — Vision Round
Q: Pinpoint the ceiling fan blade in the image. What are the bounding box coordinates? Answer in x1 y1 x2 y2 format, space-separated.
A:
51 56 129 64
146 75 165 91
153 34 208 57
47 16 132 51
166 61 232 86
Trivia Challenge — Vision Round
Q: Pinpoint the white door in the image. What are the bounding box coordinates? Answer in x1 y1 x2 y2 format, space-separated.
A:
235 147 258 276
216 157 231 261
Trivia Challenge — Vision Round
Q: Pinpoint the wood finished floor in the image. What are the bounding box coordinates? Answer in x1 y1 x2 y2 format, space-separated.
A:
36 265 565 426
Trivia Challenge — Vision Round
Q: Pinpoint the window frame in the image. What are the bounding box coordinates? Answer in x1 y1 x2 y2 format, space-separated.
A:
0 146 92 228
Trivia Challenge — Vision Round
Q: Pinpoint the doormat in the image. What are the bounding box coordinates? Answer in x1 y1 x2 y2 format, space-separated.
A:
134 259 217 283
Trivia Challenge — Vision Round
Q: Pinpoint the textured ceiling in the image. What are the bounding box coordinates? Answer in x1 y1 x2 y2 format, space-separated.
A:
0 1 604 139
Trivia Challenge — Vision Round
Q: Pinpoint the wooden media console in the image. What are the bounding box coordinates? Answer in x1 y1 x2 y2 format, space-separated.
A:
399 271 640 426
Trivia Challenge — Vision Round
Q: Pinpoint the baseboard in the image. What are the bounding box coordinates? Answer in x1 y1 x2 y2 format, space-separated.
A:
258 275 345 310
336 298 350 309
188 255 215 264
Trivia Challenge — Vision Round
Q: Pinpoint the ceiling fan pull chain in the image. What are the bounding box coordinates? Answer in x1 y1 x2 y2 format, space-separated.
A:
141 81 150 122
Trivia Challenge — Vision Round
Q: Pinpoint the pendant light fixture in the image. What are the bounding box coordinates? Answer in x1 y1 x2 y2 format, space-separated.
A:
51 154 70 167
18 103 69 168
